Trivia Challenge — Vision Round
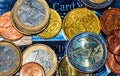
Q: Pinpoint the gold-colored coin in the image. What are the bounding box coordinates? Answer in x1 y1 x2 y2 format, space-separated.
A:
38 9 62 38
90 0 106 3
23 44 57 76
58 56 92 76
0 40 21 76
12 0 50 35
63 8 100 40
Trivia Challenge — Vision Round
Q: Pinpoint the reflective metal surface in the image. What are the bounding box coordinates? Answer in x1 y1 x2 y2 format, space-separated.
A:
0 46 17 72
67 32 107 73
18 0 45 26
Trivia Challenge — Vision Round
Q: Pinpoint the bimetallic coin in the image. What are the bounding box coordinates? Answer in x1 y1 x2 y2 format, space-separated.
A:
67 32 107 73
0 41 21 76
20 62 45 76
58 56 92 76
107 51 120 75
0 12 23 41
23 44 57 76
63 8 100 40
38 9 62 38
81 0 114 9
100 8 120 36
12 0 50 35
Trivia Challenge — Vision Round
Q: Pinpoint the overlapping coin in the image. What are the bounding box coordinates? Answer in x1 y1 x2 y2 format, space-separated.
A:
0 12 23 41
63 8 100 40
23 44 57 76
81 0 114 9
58 56 92 76
100 8 120 36
106 29 120 55
0 41 21 76
12 36 32 46
106 51 120 75
20 62 45 76
38 9 62 38
12 0 50 35
67 32 107 73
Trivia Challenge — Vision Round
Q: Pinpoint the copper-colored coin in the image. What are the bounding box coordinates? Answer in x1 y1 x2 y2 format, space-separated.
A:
107 30 120 55
20 62 45 76
115 55 120 65
100 8 120 36
107 51 120 75
0 12 23 41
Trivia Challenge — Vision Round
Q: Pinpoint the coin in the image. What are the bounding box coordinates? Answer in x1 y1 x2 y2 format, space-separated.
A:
0 40 21 76
107 51 120 75
67 32 107 73
106 30 120 55
0 12 23 41
58 56 92 76
38 9 62 38
63 8 100 40
81 0 114 9
19 62 45 76
12 0 50 35
100 8 120 36
12 36 32 46
23 44 57 76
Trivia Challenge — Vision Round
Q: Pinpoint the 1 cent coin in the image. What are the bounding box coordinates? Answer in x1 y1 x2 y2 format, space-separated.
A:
0 12 23 41
20 62 45 76
100 8 120 36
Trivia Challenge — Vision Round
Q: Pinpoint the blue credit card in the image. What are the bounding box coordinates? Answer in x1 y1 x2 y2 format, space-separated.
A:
32 29 67 41
0 0 16 15
46 0 83 19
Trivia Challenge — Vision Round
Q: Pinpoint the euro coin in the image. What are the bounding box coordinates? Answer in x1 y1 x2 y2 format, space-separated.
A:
12 0 50 35
100 8 120 36
63 8 100 40
20 62 45 76
58 56 92 76
23 44 57 76
81 0 114 9
0 40 21 76
67 32 107 73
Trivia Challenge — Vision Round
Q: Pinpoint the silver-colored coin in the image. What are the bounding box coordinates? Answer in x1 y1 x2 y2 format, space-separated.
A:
18 0 45 26
23 44 57 76
72 37 103 67
25 49 52 73
0 46 17 72
67 32 107 73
